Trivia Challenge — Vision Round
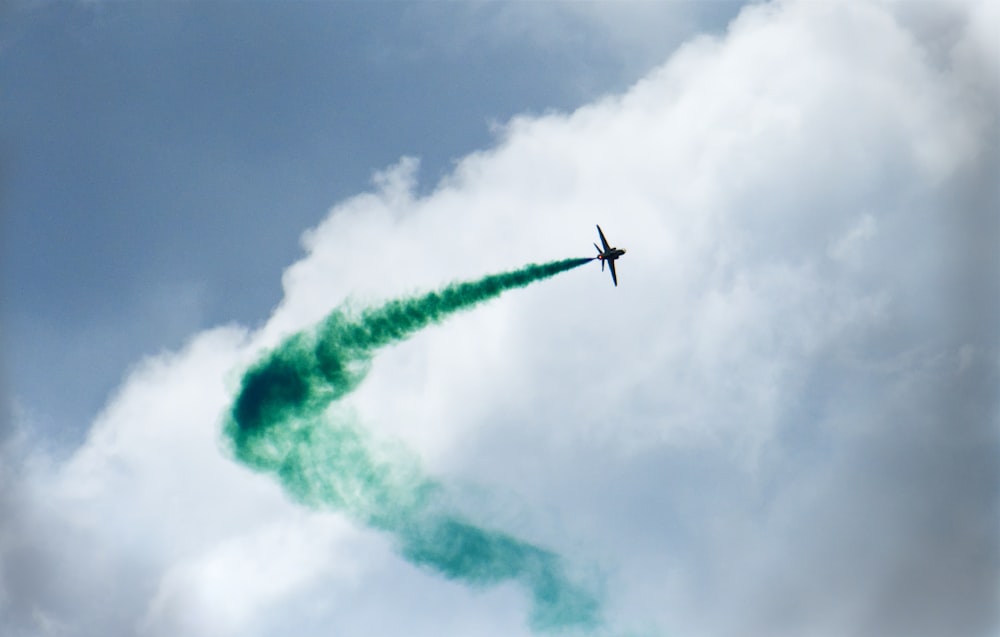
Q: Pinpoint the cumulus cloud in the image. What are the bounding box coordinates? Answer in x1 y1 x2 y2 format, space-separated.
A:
2 1 996 636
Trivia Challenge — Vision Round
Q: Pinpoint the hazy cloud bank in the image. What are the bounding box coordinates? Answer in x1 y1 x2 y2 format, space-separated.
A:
2 1 997 635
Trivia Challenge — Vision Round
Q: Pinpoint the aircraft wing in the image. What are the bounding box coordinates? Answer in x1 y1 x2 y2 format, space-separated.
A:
608 258 618 286
596 224 611 252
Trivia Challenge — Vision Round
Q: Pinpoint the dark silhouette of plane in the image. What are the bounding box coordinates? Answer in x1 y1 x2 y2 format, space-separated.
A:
594 224 626 286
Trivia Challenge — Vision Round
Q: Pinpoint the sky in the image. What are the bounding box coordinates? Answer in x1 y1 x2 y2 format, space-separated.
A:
1 1 998 636
0 0 743 442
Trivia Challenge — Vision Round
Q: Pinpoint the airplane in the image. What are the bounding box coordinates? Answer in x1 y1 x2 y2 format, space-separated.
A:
594 224 626 286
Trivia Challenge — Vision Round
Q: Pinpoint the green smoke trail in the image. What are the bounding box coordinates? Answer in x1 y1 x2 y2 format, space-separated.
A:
224 257 601 632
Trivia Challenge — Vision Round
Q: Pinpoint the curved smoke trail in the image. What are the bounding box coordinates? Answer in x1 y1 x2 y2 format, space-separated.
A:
224 258 601 632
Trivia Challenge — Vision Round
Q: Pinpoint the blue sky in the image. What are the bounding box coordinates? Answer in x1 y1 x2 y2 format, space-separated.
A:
1 2 997 637
3 1 743 440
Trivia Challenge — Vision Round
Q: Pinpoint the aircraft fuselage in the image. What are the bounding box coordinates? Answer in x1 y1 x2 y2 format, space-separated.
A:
596 248 625 262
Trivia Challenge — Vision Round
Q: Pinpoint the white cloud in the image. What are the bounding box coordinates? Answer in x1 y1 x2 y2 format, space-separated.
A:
138 513 366 637
3 1 996 636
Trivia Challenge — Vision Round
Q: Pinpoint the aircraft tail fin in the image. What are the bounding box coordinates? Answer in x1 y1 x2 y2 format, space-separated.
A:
594 243 605 270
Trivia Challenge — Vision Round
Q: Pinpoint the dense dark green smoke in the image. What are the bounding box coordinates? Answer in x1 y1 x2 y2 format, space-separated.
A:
224 258 601 632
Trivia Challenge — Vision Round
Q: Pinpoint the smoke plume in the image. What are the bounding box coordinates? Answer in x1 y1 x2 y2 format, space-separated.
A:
224 258 600 632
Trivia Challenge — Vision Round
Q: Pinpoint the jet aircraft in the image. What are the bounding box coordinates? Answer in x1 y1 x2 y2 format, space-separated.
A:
594 224 626 286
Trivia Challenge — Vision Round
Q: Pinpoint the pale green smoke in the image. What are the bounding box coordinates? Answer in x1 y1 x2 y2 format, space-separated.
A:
224 258 602 632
